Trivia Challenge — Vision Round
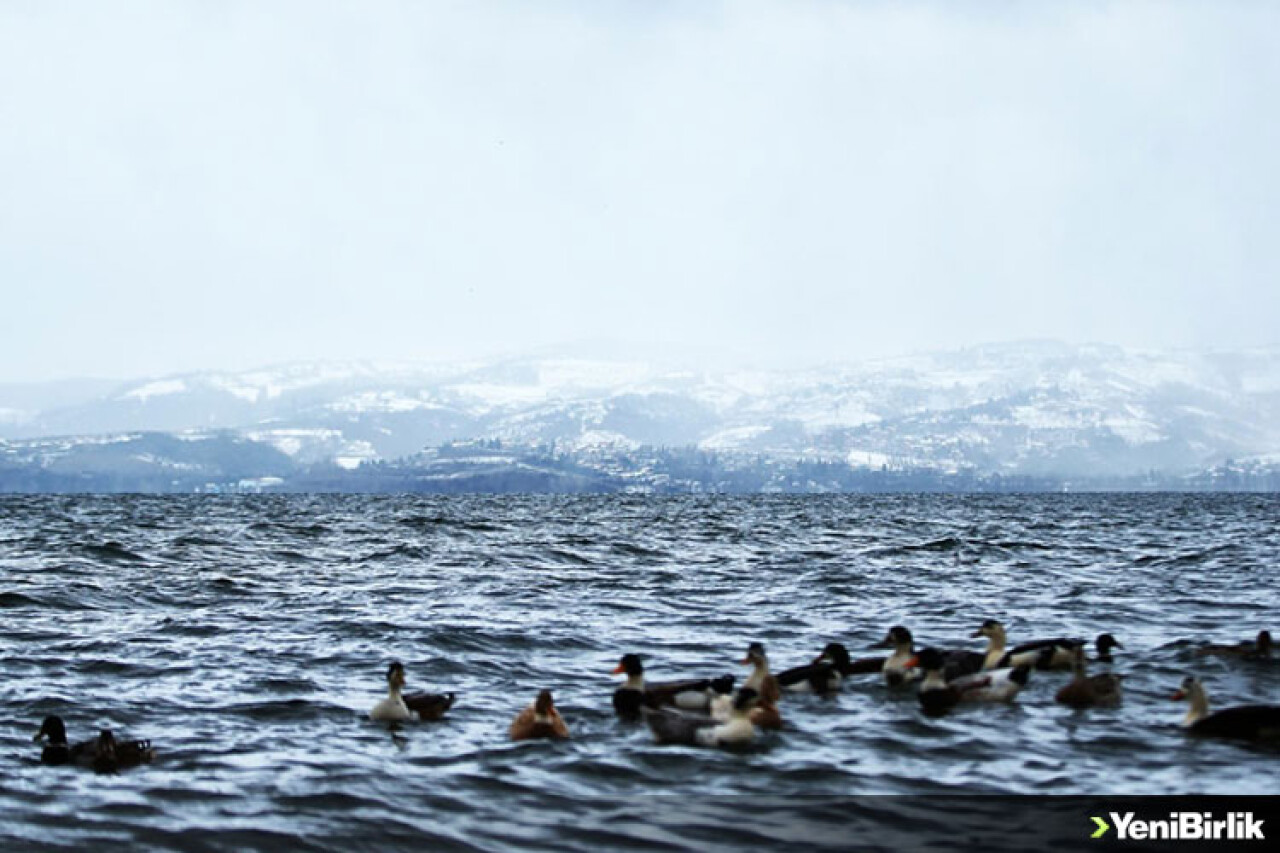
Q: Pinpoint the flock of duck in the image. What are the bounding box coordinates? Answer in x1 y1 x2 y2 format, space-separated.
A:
33 625 1277 770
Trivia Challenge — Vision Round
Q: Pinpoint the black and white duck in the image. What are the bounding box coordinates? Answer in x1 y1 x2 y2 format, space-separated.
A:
776 642 882 694
645 688 760 748
611 653 733 720
369 661 456 723
911 648 1032 717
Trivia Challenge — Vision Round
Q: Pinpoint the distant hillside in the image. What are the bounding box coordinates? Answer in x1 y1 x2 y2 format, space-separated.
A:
2 341 1279 492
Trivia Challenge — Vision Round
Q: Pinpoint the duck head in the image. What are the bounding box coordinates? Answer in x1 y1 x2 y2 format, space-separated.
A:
34 715 68 745
1258 631 1273 655
1095 634 1122 659
970 619 1005 641
386 661 407 692
814 642 851 669
612 653 643 678
876 625 914 651
741 642 767 666
534 689 558 721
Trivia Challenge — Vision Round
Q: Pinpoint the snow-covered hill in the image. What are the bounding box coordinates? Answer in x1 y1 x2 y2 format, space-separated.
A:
3 341 1278 477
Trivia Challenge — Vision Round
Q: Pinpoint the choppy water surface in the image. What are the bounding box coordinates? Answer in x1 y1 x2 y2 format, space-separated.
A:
1 494 1277 851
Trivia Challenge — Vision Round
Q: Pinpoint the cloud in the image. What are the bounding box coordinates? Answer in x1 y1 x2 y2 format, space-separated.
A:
1 0 1276 380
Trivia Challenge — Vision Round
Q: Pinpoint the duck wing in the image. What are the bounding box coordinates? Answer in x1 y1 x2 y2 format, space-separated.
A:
642 707 716 745
404 691 455 721
776 661 839 694
843 655 887 675
941 650 984 680
645 677 732 710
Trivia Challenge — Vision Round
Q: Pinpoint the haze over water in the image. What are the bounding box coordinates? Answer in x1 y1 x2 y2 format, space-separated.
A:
2 494 1277 850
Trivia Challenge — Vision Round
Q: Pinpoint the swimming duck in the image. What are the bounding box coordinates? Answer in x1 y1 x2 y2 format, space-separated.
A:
509 689 570 741
1172 676 1280 741
740 642 782 704
876 626 921 687
369 661 456 723
645 688 760 748
776 642 875 694
34 716 154 771
611 653 734 720
911 648 1031 717
971 620 1109 671
1055 646 1123 709
1196 630 1273 660
709 644 782 729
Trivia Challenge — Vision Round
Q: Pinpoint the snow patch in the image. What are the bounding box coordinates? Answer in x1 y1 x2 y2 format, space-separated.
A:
122 379 186 402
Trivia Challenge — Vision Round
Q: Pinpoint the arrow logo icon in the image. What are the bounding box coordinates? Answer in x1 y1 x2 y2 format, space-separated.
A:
1091 816 1111 839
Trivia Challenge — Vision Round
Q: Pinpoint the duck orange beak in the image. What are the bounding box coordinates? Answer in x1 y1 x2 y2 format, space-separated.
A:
739 656 752 664
1171 690 1186 701
612 664 625 675
904 656 919 668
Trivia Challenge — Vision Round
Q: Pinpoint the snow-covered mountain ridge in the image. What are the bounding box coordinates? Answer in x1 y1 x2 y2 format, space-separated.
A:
3 341 1278 478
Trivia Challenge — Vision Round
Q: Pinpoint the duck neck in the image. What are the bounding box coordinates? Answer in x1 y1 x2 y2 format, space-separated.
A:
887 642 914 668
623 673 644 691
983 632 1006 669
745 660 769 690
1183 687 1210 726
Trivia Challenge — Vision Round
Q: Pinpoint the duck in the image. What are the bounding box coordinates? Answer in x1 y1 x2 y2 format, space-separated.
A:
369 661 456 723
611 653 733 720
911 648 1031 717
509 689 570 741
876 625 921 687
1054 646 1123 708
34 716 154 771
1172 676 1280 741
776 642 874 694
710 644 782 729
971 620 1111 671
1195 630 1273 661
645 688 760 748
740 642 782 704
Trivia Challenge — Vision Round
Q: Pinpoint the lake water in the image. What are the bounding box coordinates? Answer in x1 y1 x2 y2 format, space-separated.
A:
1 494 1277 851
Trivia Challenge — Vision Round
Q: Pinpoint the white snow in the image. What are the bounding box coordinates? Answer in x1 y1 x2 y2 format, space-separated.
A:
122 379 186 402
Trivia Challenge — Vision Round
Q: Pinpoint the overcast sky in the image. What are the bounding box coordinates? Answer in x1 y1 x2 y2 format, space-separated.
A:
1 1 1277 382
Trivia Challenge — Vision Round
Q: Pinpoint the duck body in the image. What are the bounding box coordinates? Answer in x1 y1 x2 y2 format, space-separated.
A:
1055 647 1123 709
370 662 455 723
612 654 733 720
646 688 760 748
34 716 154 772
913 648 1031 717
509 690 570 741
776 643 855 694
1173 676 1280 741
